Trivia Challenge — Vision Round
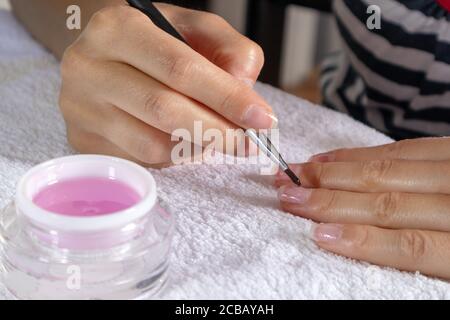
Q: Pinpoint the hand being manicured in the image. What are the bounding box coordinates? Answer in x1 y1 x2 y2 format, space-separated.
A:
276 137 450 279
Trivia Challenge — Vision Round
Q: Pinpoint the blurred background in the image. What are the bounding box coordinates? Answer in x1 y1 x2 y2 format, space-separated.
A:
0 0 8 10
0 0 342 104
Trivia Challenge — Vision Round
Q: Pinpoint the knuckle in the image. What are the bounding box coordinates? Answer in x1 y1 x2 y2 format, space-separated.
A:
319 190 339 218
246 40 264 64
198 12 264 71
121 5 148 20
92 6 134 24
58 93 70 116
66 126 85 152
332 148 346 160
373 192 401 225
88 6 136 38
352 226 371 249
384 140 407 158
142 92 169 124
227 40 264 73
399 230 427 261
58 92 82 125
166 56 195 85
133 137 155 163
132 137 169 164
361 160 394 188
60 45 85 79
200 11 227 26
218 84 244 115
312 163 325 187
89 7 117 30
123 7 154 30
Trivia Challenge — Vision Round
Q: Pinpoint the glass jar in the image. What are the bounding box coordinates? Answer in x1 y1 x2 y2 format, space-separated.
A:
0 155 174 300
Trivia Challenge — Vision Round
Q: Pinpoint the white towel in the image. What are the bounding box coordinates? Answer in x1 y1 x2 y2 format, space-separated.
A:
0 10 449 300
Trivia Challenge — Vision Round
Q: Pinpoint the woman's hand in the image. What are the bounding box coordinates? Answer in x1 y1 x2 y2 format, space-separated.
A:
275 137 450 279
60 3 275 166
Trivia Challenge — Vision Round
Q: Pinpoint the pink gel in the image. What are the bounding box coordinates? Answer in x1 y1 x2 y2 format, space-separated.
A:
33 177 141 217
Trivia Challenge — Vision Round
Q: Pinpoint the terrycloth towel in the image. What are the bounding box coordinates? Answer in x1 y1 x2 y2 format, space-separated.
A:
0 10 449 300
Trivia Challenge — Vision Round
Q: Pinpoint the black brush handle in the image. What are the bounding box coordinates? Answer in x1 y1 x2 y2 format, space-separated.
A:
126 0 187 44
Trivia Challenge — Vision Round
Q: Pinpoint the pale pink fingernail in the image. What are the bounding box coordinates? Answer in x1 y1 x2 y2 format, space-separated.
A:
311 224 343 243
275 169 289 181
275 167 299 183
243 104 278 129
308 152 335 163
270 114 279 129
277 186 312 204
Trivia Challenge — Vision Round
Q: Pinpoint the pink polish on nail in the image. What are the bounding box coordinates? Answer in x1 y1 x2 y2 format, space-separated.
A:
278 186 312 204
312 224 343 243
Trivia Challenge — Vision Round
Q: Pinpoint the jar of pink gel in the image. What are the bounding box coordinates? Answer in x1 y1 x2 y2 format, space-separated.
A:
0 155 174 300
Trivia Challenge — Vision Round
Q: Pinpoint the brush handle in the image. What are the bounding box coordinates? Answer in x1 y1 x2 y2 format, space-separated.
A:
245 129 288 170
126 0 187 44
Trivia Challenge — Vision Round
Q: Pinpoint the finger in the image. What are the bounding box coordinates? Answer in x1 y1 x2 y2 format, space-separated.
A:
309 137 450 163
311 224 450 279
274 164 303 187
278 186 450 232
102 106 181 164
67 125 200 168
62 97 178 164
278 160 450 194
86 6 276 130
156 3 264 84
66 126 156 167
95 61 249 156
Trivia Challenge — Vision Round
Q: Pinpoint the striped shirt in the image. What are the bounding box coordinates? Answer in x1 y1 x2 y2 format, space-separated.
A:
321 0 450 140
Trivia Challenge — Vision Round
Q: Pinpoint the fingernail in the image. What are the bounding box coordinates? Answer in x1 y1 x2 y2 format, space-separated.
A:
278 186 312 204
275 166 299 183
243 104 278 129
311 224 343 243
271 114 279 129
275 169 289 181
308 152 335 163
